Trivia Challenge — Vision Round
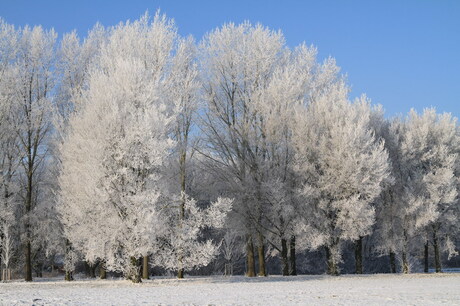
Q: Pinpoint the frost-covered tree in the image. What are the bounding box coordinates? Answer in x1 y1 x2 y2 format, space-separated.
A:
257 44 345 276
398 109 459 273
1 22 57 281
166 36 201 278
59 12 232 282
371 116 404 273
0 19 20 279
293 82 391 275
200 22 287 277
52 24 107 280
59 13 177 283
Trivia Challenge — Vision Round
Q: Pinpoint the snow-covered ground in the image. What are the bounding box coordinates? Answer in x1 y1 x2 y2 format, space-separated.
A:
1 273 459 305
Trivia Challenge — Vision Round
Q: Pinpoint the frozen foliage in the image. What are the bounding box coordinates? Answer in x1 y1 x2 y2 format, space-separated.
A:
153 195 232 272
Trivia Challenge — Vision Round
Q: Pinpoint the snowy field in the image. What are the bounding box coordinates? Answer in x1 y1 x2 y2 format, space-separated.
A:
1 273 459 305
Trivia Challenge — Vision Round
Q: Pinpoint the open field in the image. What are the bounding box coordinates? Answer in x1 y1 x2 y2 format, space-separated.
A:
1 273 459 305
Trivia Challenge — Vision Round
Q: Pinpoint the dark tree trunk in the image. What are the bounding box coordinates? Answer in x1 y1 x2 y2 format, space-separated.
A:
177 268 184 279
129 257 142 283
257 233 266 276
25 241 32 281
90 264 96 278
424 241 429 273
281 238 289 276
402 229 409 274
65 270 73 281
24 173 33 282
142 255 149 279
433 228 441 273
35 262 43 277
84 261 96 278
354 237 363 274
177 151 186 279
99 262 107 279
389 251 396 273
246 235 256 277
326 246 339 275
402 251 409 274
289 235 297 276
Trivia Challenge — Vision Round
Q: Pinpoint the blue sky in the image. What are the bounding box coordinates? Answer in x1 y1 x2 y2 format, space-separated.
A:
2 0 459 118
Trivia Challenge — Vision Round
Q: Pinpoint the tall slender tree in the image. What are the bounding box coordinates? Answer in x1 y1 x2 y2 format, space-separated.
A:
9 24 57 281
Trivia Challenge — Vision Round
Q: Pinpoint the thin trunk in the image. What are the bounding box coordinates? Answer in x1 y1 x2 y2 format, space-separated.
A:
289 235 297 276
65 270 73 281
354 237 363 274
424 241 429 273
402 229 409 274
402 251 409 274
257 232 266 276
142 255 149 279
326 246 338 275
389 251 396 273
178 152 186 279
246 235 256 277
25 241 32 281
99 262 106 279
433 227 441 273
35 262 43 277
25 170 33 282
281 238 289 276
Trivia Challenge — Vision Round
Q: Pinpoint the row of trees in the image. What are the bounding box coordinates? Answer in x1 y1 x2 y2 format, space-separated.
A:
0 12 458 283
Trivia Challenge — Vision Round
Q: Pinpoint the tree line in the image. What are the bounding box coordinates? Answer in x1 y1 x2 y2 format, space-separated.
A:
0 12 458 283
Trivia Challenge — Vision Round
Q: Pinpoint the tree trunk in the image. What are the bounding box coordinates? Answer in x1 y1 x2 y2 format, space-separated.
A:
289 235 297 276
402 229 409 274
25 240 32 281
354 237 363 274
90 264 96 278
424 241 429 273
433 228 441 273
325 246 339 275
177 151 186 279
99 262 107 279
65 270 73 281
129 256 142 283
142 255 149 279
35 262 43 277
389 251 396 273
85 261 96 278
281 238 289 276
246 235 256 277
24 153 33 282
402 251 409 274
257 233 266 276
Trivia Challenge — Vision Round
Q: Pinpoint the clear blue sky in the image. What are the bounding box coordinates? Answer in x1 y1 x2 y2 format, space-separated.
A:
2 0 459 118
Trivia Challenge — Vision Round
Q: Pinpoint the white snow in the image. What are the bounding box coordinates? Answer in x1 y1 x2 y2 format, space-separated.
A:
1 273 459 305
